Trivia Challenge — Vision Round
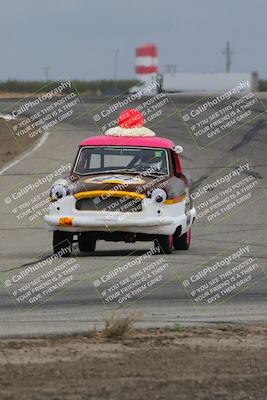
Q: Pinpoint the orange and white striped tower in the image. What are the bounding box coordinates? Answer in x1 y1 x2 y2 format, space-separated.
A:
135 44 159 82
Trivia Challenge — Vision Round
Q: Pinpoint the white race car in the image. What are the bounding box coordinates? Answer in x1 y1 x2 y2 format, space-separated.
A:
44 109 196 255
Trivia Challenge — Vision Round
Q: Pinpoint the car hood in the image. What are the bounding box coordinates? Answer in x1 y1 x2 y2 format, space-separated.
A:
71 173 172 197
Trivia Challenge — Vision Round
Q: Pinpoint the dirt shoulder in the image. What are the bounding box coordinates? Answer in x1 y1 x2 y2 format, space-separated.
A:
0 325 267 400
0 119 38 168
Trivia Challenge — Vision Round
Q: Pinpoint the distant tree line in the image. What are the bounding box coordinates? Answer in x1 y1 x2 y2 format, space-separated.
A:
258 80 267 92
0 80 139 95
0 79 267 93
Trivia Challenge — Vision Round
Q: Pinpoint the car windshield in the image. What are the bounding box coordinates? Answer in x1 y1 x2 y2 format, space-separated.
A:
74 146 169 176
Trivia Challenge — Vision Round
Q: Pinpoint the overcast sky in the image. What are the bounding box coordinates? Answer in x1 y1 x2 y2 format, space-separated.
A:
1 0 266 81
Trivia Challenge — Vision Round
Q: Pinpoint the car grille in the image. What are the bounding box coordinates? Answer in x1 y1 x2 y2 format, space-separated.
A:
76 196 142 212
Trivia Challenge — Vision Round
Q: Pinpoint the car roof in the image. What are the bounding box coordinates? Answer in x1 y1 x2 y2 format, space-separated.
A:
79 135 175 149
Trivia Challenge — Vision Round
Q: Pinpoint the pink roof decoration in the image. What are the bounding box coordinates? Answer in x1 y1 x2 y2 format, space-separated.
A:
79 135 176 149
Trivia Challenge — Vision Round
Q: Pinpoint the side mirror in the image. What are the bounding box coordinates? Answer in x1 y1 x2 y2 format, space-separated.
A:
171 146 183 176
171 145 183 154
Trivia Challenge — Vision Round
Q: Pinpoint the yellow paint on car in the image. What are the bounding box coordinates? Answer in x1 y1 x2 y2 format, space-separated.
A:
164 194 187 204
74 190 145 200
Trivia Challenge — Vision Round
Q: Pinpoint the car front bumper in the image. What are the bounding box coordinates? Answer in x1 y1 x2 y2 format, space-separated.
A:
44 195 196 235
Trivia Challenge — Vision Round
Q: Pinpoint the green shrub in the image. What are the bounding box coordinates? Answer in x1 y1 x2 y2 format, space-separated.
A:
258 79 267 92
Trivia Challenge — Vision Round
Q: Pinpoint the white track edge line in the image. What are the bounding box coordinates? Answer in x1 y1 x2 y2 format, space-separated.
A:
0 131 51 176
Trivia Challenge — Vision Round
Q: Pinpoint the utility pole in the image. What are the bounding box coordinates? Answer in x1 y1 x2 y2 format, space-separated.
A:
113 48 120 89
43 67 50 81
223 42 233 73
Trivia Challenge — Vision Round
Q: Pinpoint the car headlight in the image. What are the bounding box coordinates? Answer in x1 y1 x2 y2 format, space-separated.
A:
50 183 70 201
150 188 167 203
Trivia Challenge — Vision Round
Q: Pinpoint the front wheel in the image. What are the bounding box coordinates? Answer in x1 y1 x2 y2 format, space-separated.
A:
173 228 191 250
78 233 96 253
155 235 173 254
53 231 73 256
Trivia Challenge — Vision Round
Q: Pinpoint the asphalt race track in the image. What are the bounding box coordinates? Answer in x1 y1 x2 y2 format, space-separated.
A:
0 94 266 337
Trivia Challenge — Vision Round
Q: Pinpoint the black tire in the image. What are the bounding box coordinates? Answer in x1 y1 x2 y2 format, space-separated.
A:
173 228 191 250
155 235 173 254
78 233 96 253
53 231 73 256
